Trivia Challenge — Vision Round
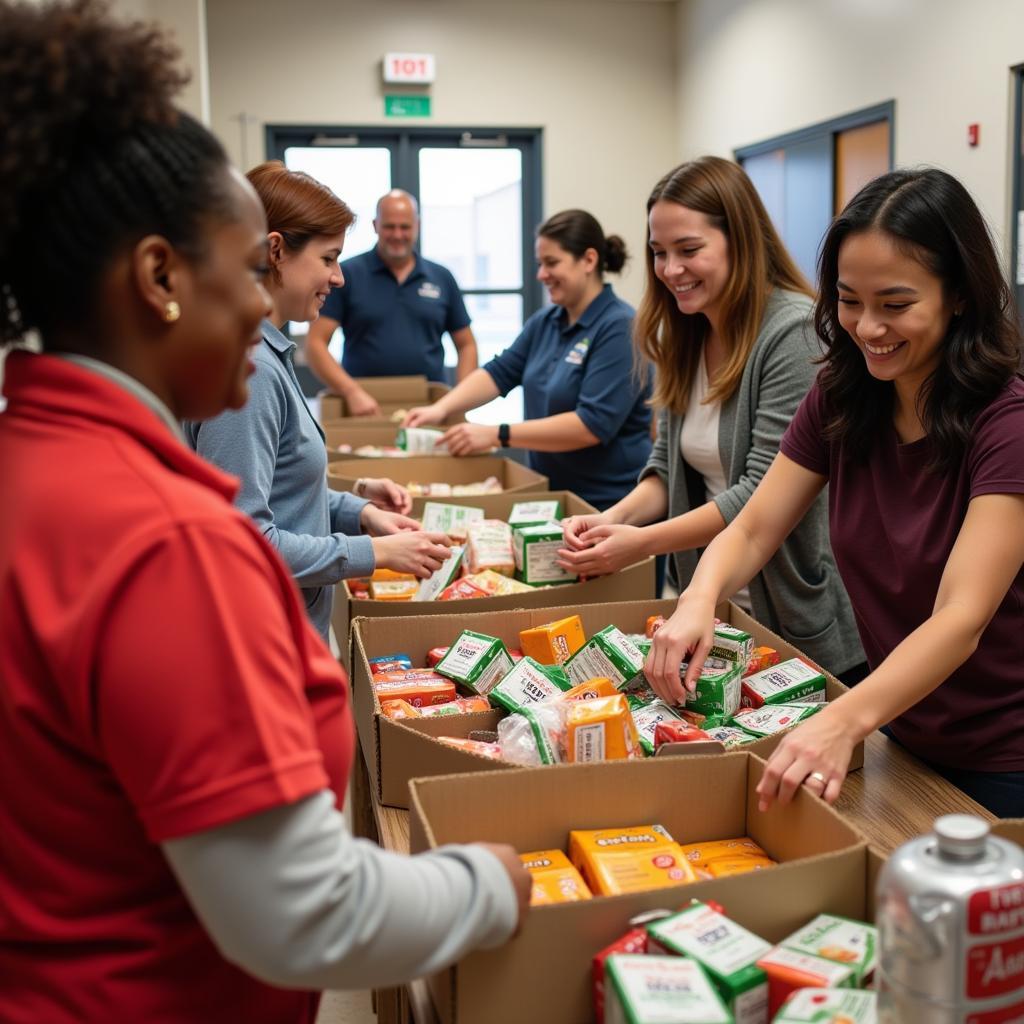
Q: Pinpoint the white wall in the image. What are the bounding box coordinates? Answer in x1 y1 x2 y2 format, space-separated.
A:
204 0 680 305
675 0 1024 260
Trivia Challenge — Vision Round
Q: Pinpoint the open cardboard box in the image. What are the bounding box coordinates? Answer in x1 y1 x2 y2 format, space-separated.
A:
318 375 450 421
326 454 547 497
350 597 860 808
408 752 871 1024
323 414 466 461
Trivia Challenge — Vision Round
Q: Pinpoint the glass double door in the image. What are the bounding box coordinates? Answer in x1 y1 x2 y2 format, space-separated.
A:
268 126 542 422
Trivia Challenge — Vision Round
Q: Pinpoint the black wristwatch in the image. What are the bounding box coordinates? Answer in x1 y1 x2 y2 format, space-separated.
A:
498 423 511 448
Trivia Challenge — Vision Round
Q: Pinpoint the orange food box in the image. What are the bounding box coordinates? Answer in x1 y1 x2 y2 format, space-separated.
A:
519 849 593 905
372 677 456 707
369 578 419 601
568 825 698 896
369 568 418 583
563 677 618 702
419 696 491 717
566 695 642 762
519 615 586 665
379 699 421 720
678 837 777 880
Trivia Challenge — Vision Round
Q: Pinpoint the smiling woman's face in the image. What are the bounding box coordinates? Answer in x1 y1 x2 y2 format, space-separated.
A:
272 232 346 324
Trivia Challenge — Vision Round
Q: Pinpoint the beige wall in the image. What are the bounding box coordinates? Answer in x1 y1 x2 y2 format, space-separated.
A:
205 0 679 305
676 0 1024 261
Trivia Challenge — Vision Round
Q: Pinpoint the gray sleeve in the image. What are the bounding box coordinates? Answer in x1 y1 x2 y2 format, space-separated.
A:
162 790 518 991
639 406 670 484
328 488 371 536
713 308 819 525
191 368 375 586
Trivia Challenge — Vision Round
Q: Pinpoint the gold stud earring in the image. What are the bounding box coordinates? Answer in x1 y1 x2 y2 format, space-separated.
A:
164 300 181 323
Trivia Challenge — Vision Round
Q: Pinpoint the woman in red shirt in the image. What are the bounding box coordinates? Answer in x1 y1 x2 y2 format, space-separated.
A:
645 168 1024 817
0 4 527 1022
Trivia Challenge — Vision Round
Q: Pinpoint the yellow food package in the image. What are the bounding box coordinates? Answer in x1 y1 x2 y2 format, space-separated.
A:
519 849 593 905
562 677 618 702
569 825 698 896
519 615 586 665
466 569 534 596
567 695 642 762
678 837 776 880
369 568 417 583
369 578 419 601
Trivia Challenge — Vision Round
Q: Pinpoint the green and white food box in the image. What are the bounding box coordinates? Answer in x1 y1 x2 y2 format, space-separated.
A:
488 656 572 714
773 988 877 1023
396 426 447 453
414 545 465 601
512 521 576 585
780 915 877 988
705 725 758 749
729 702 821 738
684 658 743 718
508 499 563 528
741 659 827 709
435 630 514 696
629 699 687 756
566 626 646 689
420 501 484 539
647 901 771 1024
605 954 732 1024
757 947 857 993
709 623 755 665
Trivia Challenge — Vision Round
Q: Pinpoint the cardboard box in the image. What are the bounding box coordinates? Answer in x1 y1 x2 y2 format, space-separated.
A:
349 598 860 808
317 376 450 421
326 455 547 496
408 752 870 1024
324 418 468 462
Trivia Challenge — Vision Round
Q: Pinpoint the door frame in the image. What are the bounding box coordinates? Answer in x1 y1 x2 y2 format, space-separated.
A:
265 124 545 316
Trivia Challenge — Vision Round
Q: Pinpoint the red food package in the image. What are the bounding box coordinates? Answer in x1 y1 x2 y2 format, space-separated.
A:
744 645 780 676
653 721 711 749
368 654 413 675
371 669 446 685
593 927 648 1024
437 578 490 601
426 646 449 667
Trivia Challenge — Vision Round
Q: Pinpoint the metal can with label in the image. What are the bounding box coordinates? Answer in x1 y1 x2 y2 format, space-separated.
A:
876 814 1024 1023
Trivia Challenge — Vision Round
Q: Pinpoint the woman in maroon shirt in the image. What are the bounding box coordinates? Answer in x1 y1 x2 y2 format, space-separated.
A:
645 168 1024 817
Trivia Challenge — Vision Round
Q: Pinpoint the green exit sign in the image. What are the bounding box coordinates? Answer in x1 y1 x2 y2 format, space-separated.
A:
384 94 431 118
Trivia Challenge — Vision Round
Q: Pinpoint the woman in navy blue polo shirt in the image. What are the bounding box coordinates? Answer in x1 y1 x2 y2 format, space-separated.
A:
402 210 652 510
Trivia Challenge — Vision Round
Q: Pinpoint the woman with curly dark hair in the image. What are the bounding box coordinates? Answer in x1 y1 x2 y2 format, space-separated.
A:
645 168 1024 817
0 3 527 1021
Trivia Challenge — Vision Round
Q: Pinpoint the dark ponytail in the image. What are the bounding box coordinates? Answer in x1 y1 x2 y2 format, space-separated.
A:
537 209 628 276
0 0 234 348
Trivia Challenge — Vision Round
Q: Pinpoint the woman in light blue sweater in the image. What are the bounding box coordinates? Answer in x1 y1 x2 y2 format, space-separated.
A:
186 162 450 640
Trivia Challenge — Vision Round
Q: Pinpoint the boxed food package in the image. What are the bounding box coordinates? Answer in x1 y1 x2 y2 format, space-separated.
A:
372 676 456 707
434 630 514 696
508 499 563 528
731 703 821 738
512 521 577 585
414 545 464 602
464 569 534 597
775 914 877 988
685 658 744 719
519 614 586 665
710 623 755 665
742 659 827 709
566 695 642 763
465 519 515 577
679 837 777 880
407 751 870 1024
332 493 654 667
487 657 572 714
566 626 646 689
758 947 858 1018
420 501 485 541
520 848 592 905
396 425 447 453
630 699 688 756
646 900 771 1024
564 677 619 702
773 988 877 1023
351 599 860 807
604 955 732 1024
569 824 698 896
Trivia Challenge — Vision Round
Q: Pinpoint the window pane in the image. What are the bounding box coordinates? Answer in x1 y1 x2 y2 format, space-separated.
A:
283 146 391 348
418 148 523 290
459 293 524 426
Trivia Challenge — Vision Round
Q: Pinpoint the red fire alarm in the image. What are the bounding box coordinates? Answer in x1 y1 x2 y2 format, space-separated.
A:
968 123 980 147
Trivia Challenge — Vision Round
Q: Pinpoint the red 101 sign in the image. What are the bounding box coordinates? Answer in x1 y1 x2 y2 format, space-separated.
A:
383 53 436 84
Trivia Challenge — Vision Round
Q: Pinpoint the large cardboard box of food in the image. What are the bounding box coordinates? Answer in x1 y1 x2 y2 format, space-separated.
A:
326 455 547 497
350 597 860 808
408 752 870 1024
318 375 450 421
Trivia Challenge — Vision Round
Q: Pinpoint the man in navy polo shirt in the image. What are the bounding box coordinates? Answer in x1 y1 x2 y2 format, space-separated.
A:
305 190 478 415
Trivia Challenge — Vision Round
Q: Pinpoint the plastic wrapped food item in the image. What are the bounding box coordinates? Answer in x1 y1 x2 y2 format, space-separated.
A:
435 736 504 760
436 577 490 601
419 695 491 717
465 519 514 576
679 837 776 880
435 630 514 695
569 824 698 896
519 614 586 665
451 475 502 496
368 654 413 675
741 658 827 709
419 501 485 541
566 695 642 762
745 645 780 676
488 657 571 714
464 569 534 596
519 849 592 905
379 699 421 720
496 702 567 766
652 720 712 748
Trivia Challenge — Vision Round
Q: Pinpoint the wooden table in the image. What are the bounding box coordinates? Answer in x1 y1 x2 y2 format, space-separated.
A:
353 730 993 1024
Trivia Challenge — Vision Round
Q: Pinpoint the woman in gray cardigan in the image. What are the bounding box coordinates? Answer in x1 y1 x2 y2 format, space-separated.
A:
561 156 864 678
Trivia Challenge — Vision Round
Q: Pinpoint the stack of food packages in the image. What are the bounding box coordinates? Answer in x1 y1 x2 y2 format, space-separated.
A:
350 499 577 602
516 823 877 1021
370 611 833 765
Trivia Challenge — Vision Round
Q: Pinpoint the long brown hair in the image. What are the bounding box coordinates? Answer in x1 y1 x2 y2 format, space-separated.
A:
634 156 810 414
246 160 354 283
